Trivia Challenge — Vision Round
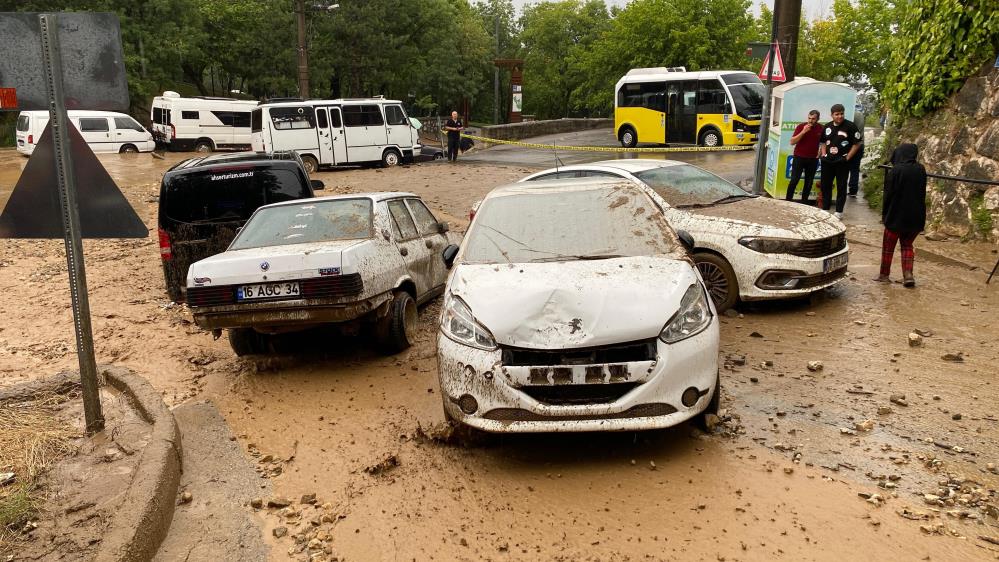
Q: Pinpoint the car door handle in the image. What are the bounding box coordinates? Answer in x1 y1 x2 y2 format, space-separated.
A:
400 247 408 256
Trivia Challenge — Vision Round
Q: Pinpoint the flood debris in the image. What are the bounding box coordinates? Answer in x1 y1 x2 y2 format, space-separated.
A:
908 332 923 347
890 394 909 407
364 454 400 476
806 361 823 372
941 352 964 363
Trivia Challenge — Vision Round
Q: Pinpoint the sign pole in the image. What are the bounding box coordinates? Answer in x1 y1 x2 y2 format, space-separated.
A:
752 2 781 196
39 13 104 433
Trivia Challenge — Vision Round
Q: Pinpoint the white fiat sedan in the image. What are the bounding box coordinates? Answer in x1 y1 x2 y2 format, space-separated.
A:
521 160 849 311
437 179 720 433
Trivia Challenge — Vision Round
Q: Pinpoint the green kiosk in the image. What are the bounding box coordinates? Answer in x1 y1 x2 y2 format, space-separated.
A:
764 78 858 199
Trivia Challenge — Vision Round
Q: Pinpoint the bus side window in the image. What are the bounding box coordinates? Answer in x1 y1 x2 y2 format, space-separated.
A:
697 80 729 114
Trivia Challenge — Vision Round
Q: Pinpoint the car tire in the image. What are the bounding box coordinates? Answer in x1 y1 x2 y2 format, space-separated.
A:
194 139 214 153
165 282 183 304
433 152 444 160
300 154 319 174
377 291 416 354
228 328 266 356
698 128 722 147
619 126 637 148
382 149 401 168
696 375 721 432
119 144 138 154
693 252 739 312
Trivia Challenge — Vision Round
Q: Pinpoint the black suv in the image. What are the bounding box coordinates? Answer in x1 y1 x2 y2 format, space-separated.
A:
158 151 323 302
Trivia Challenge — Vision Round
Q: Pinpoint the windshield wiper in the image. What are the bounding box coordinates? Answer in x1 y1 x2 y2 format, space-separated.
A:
531 254 624 263
712 194 755 205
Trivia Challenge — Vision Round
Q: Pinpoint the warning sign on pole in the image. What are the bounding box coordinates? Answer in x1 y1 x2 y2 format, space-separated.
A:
758 42 787 83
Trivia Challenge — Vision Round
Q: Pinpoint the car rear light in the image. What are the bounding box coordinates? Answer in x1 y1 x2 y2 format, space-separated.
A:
158 228 172 261
27 134 33 144
170 124 176 139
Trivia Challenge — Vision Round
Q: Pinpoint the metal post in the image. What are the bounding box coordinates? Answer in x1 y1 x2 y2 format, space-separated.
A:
296 0 310 98
776 0 801 82
39 13 104 433
752 0 781 196
494 13 500 124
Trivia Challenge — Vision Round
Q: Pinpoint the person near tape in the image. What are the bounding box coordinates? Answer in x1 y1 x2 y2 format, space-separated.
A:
785 109 822 203
818 103 862 219
443 110 463 162
876 143 926 288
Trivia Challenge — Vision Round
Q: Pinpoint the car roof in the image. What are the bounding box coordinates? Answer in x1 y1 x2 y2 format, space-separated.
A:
256 192 419 210
487 177 646 199
166 151 302 173
530 159 689 177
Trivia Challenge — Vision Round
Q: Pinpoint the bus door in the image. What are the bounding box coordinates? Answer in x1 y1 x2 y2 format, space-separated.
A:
667 80 698 144
315 106 347 165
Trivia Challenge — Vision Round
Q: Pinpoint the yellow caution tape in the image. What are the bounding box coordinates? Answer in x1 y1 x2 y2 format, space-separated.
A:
461 133 755 153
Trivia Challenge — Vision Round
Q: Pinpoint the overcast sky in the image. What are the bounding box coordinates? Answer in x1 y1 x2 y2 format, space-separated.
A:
509 0 834 20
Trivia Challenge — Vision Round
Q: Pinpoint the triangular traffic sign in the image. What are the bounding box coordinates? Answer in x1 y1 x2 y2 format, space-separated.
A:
0 123 148 238
758 42 787 83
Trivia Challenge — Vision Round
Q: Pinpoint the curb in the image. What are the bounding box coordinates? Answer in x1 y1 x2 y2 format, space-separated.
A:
0 371 79 403
95 366 183 562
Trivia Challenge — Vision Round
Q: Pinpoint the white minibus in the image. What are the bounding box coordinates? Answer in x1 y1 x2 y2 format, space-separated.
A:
150 91 258 152
15 110 155 156
251 98 421 172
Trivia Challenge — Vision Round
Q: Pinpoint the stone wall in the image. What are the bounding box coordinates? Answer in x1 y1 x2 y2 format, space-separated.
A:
478 118 614 142
898 61 999 241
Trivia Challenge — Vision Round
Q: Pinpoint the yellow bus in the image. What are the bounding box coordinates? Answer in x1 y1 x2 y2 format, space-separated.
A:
614 68 764 148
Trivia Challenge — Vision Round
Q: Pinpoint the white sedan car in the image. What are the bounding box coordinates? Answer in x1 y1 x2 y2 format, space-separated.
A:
521 160 849 311
186 192 455 355
437 178 719 433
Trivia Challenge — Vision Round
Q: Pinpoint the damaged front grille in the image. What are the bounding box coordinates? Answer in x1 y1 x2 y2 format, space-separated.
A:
501 339 657 367
795 266 848 289
791 233 846 258
521 382 639 405
482 403 678 422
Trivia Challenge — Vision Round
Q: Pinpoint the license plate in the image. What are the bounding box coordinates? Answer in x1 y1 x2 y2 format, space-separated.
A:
237 281 300 301
823 252 848 273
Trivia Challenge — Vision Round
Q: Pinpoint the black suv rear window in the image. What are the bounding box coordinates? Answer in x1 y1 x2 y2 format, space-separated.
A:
163 167 310 224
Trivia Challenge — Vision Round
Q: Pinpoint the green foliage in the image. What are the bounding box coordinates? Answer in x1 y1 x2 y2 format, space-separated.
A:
884 0 999 117
0 483 35 531
970 192 994 236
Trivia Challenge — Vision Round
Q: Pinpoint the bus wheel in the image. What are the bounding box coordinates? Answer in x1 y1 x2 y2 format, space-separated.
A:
619 126 637 148
382 149 401 168
301 155 319 174
194 139 214 153
699 129 722 147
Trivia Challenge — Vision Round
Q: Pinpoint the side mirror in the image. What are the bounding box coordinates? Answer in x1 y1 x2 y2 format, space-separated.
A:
442 244 459 269
677 230 695 251
311 179 325 191
437 221 449 234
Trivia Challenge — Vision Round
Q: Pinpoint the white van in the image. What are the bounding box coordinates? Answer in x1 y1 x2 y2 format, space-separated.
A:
150 91 258 152
15 110 155 157
250 98 421 172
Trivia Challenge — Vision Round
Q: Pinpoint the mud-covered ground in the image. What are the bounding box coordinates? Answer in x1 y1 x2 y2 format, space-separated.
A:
2 147 999 561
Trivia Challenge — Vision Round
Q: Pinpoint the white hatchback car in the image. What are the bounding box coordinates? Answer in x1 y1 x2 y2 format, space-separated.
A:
437 179 720 433
521 160 849 311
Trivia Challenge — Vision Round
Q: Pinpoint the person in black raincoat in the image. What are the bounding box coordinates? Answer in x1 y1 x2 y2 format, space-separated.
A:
876 143 927 287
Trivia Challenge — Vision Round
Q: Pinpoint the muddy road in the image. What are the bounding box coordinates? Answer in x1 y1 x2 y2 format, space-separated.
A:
1 147 998 561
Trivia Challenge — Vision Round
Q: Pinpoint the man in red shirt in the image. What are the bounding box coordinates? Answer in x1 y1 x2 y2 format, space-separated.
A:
785 110 822 202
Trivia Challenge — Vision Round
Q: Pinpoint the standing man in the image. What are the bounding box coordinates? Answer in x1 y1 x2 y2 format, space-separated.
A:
785 110 822 203
818 103 863 219
443 110 463 162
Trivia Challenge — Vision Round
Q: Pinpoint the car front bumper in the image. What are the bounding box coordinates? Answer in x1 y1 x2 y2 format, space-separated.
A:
191 292 391 330
736 246 850 301
436 325 719 433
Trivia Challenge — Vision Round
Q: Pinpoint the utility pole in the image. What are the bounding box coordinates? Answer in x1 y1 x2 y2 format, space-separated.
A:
494 13 500 124
752 0 782 195
295 0 309 98
775 0 801 82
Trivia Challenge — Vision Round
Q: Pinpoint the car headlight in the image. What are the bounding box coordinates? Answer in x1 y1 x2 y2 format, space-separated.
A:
659 283 714 344
738 236 800 254
441 293 497 350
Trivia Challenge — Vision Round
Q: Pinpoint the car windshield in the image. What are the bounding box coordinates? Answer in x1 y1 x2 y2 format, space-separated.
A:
229 199 373 250
634 165 752 208
462 184 680 264
728 83 765 120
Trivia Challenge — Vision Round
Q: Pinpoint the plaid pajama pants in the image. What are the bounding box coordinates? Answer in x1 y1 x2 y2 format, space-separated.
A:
880 229 918 276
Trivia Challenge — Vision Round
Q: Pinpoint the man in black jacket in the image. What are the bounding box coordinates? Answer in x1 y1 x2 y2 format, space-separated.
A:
819 104 863 218
876 143 927 287
443 111 463 162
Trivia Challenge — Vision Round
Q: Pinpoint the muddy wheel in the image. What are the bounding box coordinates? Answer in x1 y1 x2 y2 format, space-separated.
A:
694 252 738 312
194 139 214 153
699 128 722 147
300 154 319 174
228 328 266 356
119 144 138 154
619 126 637 148
696 375 721 432
382 148 401 168
377 291 416 354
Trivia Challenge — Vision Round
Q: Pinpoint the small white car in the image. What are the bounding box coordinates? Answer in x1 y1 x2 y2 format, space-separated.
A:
521 160 849 311
186 192 455 355
437 178 720 433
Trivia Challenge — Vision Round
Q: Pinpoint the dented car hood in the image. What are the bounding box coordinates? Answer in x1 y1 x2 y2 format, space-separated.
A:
450 256 699 349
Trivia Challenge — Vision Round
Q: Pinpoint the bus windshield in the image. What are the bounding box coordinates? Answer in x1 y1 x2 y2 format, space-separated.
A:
727 83 765 121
